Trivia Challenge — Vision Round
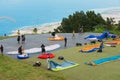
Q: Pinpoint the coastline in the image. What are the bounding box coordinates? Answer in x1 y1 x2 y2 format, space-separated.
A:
9 22 61 36
8 7 120 36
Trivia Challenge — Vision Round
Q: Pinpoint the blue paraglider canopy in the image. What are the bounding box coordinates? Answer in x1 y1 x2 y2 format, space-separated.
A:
84 31 110 41
84 35 96 39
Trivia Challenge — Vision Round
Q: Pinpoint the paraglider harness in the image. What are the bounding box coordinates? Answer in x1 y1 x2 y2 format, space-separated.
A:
33 61 41 67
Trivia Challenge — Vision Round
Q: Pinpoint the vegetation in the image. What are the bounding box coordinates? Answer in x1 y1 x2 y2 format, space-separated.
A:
0 36 15 40
0 10 120 80
0 55 66 80
55 10 120 35
33 28 38 34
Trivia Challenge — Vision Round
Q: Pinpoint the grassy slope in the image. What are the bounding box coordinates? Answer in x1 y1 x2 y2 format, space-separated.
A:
0 36 15 40
26 42 120 80
55 46 120 80
0 55 66 80
0 37 120 80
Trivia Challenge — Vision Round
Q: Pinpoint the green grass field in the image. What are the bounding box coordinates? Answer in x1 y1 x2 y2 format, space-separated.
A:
0 40 120 80
0 55 66 80
0 36 15 40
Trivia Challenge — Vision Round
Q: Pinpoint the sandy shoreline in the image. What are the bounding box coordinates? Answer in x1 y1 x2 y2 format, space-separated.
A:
9 7 120 36
9 22 61 36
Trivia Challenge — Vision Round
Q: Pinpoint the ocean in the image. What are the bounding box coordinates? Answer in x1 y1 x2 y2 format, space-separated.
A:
0 0 120 36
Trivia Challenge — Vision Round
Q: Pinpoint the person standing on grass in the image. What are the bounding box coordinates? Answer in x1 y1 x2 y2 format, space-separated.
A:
97 41 104 53
51 32 56 38
64 37 67 47
72 30 75 38
46 57 51 70
17 35 20 44
79 27 83 35
41 44 46 53
0 45 4 56
17 30 20 36
21 35 26 44
104 31 109 40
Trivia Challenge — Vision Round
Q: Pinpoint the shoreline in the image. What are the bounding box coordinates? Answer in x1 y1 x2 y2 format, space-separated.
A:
9 22 61 36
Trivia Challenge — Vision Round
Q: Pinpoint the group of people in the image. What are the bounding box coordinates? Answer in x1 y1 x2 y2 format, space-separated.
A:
17 34 67 55
17 30 45 55
18 44 46 55
17 35 26 44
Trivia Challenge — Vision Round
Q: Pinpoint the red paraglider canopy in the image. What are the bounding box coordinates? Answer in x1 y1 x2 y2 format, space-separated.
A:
38 52 55 59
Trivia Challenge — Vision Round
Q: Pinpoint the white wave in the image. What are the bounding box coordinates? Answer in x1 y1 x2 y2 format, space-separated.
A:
39 21 61 27
16 21 61 30
10 21 61 36
92 7 120 13
92 7 120 23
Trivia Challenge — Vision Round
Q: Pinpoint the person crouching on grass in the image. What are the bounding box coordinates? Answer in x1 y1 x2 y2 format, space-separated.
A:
18 46 24 55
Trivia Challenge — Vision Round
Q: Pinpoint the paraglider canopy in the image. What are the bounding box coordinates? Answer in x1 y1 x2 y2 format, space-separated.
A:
84 30 110 41
38 52 55 59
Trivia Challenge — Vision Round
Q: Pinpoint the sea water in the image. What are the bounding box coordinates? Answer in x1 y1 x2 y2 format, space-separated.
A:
0 15 62 36
0 0 119 36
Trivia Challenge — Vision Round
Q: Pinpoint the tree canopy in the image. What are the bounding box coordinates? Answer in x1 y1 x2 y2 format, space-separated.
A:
54 10 120 34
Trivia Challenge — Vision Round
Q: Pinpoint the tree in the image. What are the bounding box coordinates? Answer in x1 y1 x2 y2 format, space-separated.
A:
17 30 20 36
117 21 120 30
85 11 106 31
55 10 106 33
33 28 38 34
105 17 115 30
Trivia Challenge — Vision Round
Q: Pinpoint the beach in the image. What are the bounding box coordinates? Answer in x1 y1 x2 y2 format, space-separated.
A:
8 7 120 36
94 7 120 24
9 22 61 36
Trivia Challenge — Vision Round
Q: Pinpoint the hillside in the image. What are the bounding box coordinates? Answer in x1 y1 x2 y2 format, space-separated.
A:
0 55 66 80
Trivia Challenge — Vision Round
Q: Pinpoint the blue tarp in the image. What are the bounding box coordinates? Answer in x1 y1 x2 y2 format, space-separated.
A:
94 55 120 65
85 55 120 66
47 59 79 71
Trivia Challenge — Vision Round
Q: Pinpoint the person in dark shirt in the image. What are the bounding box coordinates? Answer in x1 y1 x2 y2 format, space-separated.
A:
18 46 23 55
21 35 26 44
0 45 4 56
17 35 20 44
64 37 67 47
51 32 56 38
41 44 46 53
